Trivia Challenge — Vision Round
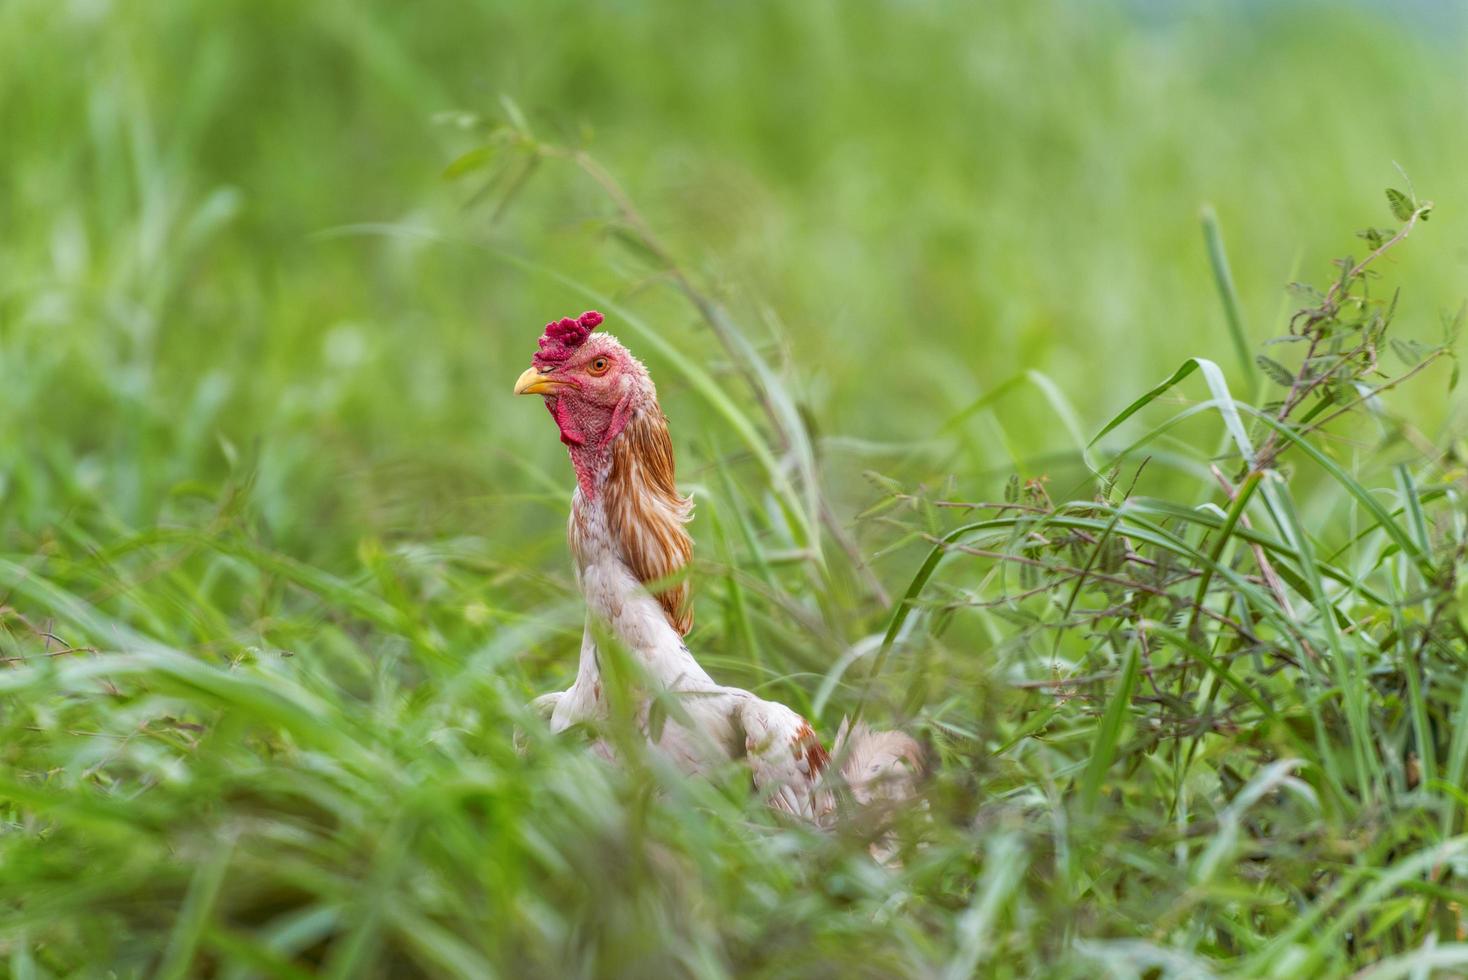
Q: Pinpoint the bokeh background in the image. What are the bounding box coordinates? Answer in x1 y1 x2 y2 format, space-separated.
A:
4 1 1464 558
3 1 1467 975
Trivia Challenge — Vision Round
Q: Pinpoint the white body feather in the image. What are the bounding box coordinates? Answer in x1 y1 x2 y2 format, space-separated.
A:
545 465 832 819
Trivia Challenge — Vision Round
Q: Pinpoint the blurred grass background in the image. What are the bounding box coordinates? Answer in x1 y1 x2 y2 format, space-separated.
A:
4 0 1464 553
2 1 1467 976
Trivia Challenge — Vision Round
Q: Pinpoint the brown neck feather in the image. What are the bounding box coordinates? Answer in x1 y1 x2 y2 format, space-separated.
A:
602 407 695 635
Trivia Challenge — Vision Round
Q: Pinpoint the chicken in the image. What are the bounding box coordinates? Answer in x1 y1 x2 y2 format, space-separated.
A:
514 310 920 823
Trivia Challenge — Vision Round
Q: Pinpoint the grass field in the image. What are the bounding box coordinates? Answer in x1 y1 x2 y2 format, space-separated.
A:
3 1 1468 976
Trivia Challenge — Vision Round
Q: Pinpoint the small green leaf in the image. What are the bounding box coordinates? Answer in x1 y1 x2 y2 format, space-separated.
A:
1443 303 1466 344
862 470 904 495
442 145 498 179
1256 355 1296 388
855 495 902 521
646 696 667 743
1390 338 1424 367
1386 188 1414 222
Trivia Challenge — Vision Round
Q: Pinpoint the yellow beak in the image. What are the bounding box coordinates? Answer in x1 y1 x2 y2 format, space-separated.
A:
513 366 566 396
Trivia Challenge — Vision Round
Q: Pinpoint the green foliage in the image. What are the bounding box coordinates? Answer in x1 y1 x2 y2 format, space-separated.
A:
859 184 1465 972
1386 188 1416 223
2 1 1467 977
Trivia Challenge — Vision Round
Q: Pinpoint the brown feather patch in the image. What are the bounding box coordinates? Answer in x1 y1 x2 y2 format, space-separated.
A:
792 721 831 778
604 409 695 634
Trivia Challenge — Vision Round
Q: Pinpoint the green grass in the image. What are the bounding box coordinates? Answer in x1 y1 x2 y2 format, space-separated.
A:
3 1 1468 976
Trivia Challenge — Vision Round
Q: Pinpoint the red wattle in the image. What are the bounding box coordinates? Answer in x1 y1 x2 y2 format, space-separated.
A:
549 398 586 446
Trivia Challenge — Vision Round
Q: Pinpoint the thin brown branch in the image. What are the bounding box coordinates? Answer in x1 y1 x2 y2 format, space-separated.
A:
1256 202 1432 470
1295 348 1450 440
1322 204 1431 312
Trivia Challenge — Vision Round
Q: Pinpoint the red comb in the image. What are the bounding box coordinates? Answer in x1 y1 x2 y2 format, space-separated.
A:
534 311 603 368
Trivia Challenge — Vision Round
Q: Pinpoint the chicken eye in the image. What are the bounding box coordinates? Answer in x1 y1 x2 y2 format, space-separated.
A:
588 356 611 376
